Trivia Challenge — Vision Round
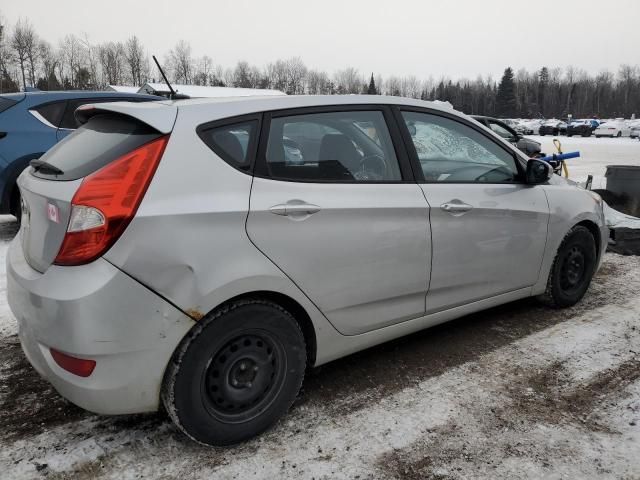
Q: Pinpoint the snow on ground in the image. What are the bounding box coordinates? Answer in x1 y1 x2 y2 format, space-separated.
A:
531 135 640 189
0 136 639 479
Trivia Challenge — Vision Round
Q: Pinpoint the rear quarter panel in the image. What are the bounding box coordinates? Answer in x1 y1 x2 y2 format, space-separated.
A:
103 106 345 364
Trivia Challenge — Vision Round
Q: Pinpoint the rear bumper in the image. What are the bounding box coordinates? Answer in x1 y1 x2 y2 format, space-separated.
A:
6 236 195 414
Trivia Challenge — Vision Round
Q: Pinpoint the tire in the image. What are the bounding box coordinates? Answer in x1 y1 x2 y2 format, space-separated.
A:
617 131 622 138
538 226 597 308
162 299 306 446
595 135 601 138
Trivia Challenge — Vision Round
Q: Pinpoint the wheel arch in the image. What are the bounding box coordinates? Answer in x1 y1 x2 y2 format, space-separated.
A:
575 219 602 260
203 290 318 367
0 152 45 214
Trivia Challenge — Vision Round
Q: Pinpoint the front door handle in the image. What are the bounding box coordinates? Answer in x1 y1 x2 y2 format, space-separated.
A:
441 201 473 215
270 201 321 217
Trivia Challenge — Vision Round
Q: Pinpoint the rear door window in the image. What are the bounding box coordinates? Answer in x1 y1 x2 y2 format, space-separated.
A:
31 113 161 181
263 110 402 182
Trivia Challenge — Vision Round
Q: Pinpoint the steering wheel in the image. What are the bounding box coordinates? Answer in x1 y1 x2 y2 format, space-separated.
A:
355 154 386 181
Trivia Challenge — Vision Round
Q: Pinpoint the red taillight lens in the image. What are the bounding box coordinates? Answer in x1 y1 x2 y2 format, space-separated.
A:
50 348 96 377
54 135 169 266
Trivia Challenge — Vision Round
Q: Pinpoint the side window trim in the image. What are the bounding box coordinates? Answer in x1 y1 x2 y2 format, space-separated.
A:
196 113 263 174
254 105 416 183
392 106 526 184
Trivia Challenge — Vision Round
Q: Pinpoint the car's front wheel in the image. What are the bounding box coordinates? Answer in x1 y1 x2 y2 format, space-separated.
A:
538 225 597 308
162 299 306 446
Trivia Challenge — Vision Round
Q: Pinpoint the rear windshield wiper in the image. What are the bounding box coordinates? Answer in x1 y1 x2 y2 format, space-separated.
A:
30 159 64 175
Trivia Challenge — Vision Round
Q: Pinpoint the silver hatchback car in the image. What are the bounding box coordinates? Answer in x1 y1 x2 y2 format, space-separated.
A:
7 95 607 445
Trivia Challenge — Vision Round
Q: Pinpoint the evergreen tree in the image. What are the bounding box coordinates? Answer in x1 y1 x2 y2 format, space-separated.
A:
367 73 377 95
496 67 518 117
538 67 549 116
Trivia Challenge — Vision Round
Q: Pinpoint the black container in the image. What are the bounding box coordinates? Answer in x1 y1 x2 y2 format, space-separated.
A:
606 165 640 200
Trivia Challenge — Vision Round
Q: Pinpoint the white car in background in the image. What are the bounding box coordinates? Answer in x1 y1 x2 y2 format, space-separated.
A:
629 120 640 139
595 121 631 138
521 119 543 135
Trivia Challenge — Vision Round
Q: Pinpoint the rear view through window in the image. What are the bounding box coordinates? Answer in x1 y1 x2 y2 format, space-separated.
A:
32 114 161 181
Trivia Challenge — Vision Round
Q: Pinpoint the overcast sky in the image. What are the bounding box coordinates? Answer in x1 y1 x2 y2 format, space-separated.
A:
3 0 640 80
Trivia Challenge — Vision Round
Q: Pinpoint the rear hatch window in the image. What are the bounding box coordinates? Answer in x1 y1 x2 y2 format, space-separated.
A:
32 114 161 181
20 113 162 272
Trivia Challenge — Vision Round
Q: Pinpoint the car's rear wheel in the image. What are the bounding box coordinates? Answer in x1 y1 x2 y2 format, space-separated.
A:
617 131 622 137
538 225 597 308
162 299 306 446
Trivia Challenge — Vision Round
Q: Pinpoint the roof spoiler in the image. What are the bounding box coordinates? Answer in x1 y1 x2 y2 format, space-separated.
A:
75 101 177 134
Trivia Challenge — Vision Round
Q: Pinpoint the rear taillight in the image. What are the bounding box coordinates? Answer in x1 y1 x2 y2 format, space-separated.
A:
54 135 169 266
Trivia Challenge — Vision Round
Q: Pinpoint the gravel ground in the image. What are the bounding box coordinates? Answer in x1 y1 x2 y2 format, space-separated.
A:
0 136 639 479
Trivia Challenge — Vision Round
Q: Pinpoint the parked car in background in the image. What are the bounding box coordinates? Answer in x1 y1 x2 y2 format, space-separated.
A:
0 90 162 221
501 119 527 135
472 115 542 157
628 120 640 139
594 121 631 138
520 119 543 135
539 120 567 136
8 94 606 446
566 119 600 137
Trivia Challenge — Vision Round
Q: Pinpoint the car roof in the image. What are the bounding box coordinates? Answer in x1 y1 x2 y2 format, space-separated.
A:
165 94 458 117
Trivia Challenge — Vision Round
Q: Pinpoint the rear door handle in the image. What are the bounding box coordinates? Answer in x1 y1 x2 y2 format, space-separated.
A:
441 201 473 214
270 202 321 216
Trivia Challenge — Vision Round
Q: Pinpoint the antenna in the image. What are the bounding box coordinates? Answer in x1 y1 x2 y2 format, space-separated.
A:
152 55 177 99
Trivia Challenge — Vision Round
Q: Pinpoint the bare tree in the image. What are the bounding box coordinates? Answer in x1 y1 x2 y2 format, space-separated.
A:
38 40 59 89
265 59 288 91
307 69 330 94
284 56 307 94
0 14 18 92
11 18 37 88
98 41 125 85
59 34 85 88
193 55 213 85
334 67 361 94
166 40 193 84
124 36 145 86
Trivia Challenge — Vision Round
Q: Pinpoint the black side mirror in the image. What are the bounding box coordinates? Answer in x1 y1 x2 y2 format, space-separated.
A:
526 159 553 184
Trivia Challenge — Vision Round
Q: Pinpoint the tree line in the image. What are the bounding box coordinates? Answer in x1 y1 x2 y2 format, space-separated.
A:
1 14 638 119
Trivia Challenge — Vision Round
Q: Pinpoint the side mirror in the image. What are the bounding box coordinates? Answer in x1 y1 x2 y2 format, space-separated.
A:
526 159 553 184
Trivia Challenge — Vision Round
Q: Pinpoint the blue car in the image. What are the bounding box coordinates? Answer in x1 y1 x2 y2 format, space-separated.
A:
0 90 162 220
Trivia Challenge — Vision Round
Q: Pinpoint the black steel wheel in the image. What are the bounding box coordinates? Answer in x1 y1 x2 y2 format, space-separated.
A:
162 299 306 446
203 331 285 422
538 226 597 308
